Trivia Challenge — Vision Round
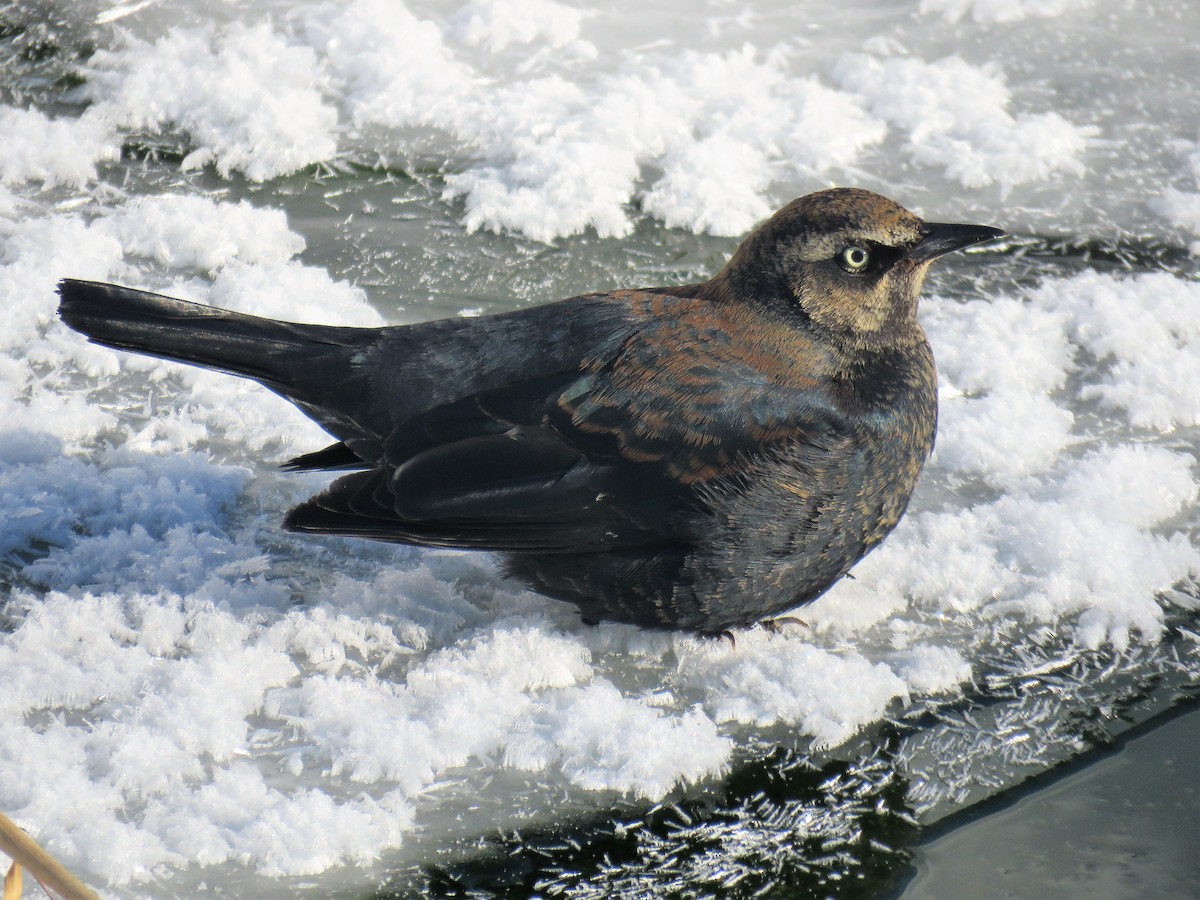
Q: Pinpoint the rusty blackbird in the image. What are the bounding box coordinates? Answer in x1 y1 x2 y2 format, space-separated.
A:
58 188 1004 634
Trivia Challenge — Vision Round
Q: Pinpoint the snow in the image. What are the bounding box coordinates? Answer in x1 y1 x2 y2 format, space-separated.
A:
833 53 1094 192
85 22 338 181
0 107 118 187
676 636 912 747
1038 271 1200 430
920 0 1095 25
452 0 588 51
0 0 1196 894
102 195 306 273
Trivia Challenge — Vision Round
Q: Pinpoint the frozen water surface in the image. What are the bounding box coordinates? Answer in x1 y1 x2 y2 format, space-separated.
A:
0 0 1197 896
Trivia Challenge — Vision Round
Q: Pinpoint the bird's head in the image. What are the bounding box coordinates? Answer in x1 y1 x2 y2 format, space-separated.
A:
718 188 1006 350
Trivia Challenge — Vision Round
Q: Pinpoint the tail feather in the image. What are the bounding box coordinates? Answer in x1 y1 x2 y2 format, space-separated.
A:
57 279 370 396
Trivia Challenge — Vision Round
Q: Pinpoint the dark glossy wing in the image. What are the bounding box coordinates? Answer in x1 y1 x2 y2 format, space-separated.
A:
285 427 692 552
301 292 640 463
286 292 852 555
57 279 638 467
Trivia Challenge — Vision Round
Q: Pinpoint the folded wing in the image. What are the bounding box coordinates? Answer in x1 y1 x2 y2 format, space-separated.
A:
287 294 852 555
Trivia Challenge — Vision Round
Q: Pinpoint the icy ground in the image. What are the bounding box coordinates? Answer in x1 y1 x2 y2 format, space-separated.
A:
0 0 1198 896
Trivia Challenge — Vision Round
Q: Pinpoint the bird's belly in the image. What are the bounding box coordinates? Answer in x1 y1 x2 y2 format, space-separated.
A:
504 426 932 634
682 435 929 628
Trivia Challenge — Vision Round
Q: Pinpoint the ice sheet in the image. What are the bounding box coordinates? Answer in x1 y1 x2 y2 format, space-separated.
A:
0 0 1196 895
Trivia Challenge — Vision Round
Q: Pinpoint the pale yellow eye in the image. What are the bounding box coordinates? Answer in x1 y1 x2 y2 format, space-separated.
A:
840 246 870 271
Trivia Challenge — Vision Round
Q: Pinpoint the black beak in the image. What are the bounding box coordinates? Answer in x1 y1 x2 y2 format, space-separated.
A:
909 222 1007 263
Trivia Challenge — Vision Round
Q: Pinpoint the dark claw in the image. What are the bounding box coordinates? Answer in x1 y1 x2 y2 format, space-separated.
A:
760 617 809 634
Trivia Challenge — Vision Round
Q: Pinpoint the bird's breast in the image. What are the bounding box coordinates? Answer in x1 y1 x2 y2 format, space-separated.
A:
841 350 938 546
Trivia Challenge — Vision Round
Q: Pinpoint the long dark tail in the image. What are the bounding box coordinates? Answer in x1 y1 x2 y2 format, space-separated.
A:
57 279 373 398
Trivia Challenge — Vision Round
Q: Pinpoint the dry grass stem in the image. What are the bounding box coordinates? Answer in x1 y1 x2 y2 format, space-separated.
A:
0 813 99 900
